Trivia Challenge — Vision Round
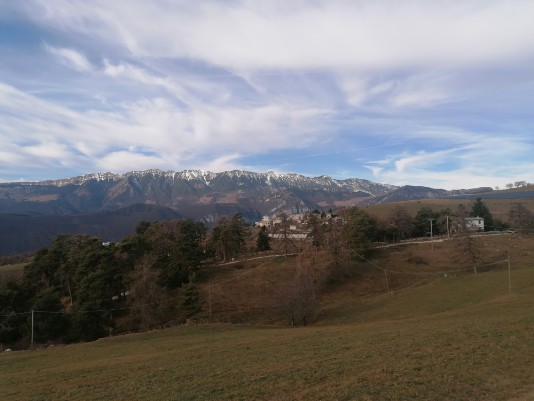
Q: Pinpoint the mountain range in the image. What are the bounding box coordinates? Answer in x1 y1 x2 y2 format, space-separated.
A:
0 169 492 255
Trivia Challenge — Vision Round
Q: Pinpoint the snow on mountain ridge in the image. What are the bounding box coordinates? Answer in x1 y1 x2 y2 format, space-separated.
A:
32 169 396 196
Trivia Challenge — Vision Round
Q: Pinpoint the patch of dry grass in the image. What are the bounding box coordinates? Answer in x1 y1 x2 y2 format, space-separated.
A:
0 262 26 285
2 236 533 401
0 262 27 273
2 283 533 400
365 197 534 223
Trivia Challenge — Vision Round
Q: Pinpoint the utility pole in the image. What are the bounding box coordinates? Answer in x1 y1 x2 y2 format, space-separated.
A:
208 284 212 318
31 309 34 350
446 215 450 239
429 218 435 251
384 269 390 293
507 251 512 296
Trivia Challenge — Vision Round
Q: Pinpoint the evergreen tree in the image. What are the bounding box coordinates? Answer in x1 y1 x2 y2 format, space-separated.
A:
31 287 69 342
256 226 271 251
144 220 206 289
0 281 36 344
470 198 494 231
340 207 377 257
210 214 247 261
182 282 201 316
412 207 438 237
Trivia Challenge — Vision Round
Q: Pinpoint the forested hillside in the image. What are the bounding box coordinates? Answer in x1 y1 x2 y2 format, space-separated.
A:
2 198 533 347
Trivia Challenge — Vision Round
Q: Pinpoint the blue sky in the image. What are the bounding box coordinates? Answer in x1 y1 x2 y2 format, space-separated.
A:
1 1 533 189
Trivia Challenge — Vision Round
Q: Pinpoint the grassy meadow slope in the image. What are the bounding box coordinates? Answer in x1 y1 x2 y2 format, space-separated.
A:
0 262 26 286
363 196 534 223
2 234 534 401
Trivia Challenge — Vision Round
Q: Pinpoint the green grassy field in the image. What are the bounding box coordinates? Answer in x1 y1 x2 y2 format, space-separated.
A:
0 262 27 273
364 197 534 223
2 237 534 400
0 262 26 285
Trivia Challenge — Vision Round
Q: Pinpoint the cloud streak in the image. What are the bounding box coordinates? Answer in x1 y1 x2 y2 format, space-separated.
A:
44 44 92 72
28 1 534 71
0 83 330 176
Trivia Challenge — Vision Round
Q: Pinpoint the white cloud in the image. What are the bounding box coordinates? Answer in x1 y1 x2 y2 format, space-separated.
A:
44 44 92 72
369 81 395 97
2 1 533 188
18 2 534 116
340 76 368 107
339 72 455 109
197 153 243 173
102 60 247 108
393 147 470 174
368 134 534 189
102 60 189 102
95 150 167 172
0 82 330 174
377 165 534 191
390 88 449 108
28 1 534 72
25 142 71 160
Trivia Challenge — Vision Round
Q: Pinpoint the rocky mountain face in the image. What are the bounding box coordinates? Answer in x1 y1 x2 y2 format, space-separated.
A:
0 169 492 255
0 169 396 220
360 185 494 205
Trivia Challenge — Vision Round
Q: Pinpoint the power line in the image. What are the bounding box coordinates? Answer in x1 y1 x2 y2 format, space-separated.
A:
353 252 509 276
1 294 200 317
205 253 297 288
0 311 32 317
1 254 293 318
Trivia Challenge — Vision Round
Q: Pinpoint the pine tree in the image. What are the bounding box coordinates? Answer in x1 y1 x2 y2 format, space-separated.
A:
470 198 493 231
256 226 271 251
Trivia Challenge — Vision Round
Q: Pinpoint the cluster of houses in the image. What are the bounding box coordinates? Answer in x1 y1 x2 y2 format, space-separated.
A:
256 212 334 239
256 211 486 239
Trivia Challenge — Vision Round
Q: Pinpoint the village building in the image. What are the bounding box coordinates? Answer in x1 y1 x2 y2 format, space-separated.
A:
464 217 485 232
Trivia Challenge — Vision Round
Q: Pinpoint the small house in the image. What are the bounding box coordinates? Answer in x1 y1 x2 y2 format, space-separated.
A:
464 217 484 232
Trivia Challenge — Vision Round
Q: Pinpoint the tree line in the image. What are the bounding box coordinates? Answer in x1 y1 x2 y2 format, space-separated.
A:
1 199 531 345
0 213 277 347
0 220 206 346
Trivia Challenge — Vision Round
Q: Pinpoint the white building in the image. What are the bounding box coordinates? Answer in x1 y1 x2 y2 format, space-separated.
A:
255 216 271 227
464 217 484 232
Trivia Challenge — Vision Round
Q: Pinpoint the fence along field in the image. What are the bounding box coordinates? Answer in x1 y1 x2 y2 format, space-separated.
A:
2 233 533 400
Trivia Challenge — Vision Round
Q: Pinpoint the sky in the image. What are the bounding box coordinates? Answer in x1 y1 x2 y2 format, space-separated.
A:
1 1 533 189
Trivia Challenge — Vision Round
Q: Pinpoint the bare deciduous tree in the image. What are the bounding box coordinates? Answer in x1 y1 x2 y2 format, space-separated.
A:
508 203 534 233
278 251 317 326
386 205 413 241
129 255 164 330
324 215 345 270
272 212 298 256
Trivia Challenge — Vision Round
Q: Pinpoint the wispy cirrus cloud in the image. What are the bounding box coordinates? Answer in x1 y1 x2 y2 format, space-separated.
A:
28 1 534 71
43 43 92 72
102 60 191 104
0 82 330 177
366 132 534 189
